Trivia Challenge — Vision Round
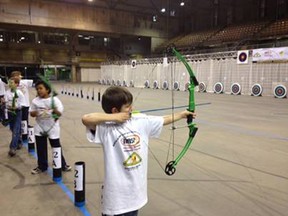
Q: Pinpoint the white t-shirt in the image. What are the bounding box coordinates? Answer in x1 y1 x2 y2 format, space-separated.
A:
86 114 164 215
30 96 63 139
5 89 25 109
18 79 33 107
0 78 6 96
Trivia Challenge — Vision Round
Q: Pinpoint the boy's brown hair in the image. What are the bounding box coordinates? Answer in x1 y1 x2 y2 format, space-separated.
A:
101 86 133 113
10 71 22 78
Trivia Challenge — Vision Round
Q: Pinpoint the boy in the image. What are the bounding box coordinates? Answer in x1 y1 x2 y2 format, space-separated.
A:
10 71 33 142
0 77 6 122
82 86 195 216
30 80 71 174
5 77 25 157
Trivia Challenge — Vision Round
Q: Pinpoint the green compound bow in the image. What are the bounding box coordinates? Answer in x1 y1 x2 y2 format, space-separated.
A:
164 46 199 176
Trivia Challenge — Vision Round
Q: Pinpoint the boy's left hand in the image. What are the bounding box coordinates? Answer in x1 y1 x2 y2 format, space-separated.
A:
181 110 196 119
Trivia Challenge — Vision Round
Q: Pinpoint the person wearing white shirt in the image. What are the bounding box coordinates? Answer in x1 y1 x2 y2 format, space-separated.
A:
29 80 71 174
82 86 196 216
0 77 7 122
10 71 33 141
5 77 25 157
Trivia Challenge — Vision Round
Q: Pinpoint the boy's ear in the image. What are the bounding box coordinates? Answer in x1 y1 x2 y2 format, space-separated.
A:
111 107 119 113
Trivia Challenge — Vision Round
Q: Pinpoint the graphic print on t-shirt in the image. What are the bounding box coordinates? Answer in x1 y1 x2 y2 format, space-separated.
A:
117 130 142 170
121 133 140 152
123 152 142 167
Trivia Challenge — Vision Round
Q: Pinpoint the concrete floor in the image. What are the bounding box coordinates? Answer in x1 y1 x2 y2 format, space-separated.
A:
1 83 288 216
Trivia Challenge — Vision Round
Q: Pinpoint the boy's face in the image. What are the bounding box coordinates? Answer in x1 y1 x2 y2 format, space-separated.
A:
36 84 49 98
119 103 132 114
8 80 17 90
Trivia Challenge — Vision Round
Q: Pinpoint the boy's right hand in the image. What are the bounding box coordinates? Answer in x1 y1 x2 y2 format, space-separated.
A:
114 112 131 123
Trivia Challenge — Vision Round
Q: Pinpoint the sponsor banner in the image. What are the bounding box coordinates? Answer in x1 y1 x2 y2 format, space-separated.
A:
252 47 288 62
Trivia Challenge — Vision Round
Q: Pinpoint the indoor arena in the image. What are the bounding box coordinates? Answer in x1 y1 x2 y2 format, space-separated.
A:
0 1 288 216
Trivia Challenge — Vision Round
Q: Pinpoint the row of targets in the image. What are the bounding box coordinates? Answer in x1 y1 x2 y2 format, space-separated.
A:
98 79 134 87
60 86 101 101
144 80 181 90
62 80 286 99
199 82 287 98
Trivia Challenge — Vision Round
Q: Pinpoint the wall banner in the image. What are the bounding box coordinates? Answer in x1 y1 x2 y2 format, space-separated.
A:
252 47 288 62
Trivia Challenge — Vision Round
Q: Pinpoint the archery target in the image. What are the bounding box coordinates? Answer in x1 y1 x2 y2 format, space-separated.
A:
130 80 134 87
198 82 206 93
153 80 159 89
231 83 241 95
251 83 262 96
213 82 224 94
162 81 169 90
131 60 137 68
237 50 249 64
123 80 127 87
116 80 121 86
184 82 190 91
144 80 150 88
273 84 287 98
173 81 180 91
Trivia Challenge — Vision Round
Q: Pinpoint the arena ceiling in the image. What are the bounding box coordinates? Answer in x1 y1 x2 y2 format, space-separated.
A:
53 0 214 17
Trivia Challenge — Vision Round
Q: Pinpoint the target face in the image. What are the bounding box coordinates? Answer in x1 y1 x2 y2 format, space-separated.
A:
162 81 169 90
123 80 127 87
173 81 180 90
251 84 262 96
213 82 224 94
237 50 249 64
274 85 287 98
239 53 247 62
198 82 206 93
131 60 136 68
130 80 134 87
144 80 150 88
153 80 159 89
231 83 241 95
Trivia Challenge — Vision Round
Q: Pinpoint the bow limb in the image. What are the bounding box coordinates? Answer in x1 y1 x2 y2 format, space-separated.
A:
164 46 199 176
